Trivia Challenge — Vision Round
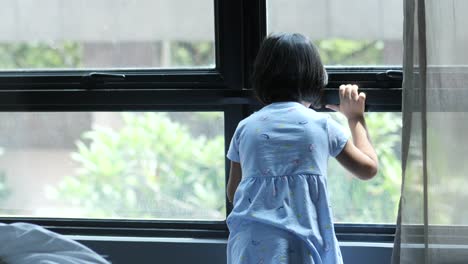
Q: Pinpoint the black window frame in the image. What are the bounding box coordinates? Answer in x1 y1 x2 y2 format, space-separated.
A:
0 0 401 243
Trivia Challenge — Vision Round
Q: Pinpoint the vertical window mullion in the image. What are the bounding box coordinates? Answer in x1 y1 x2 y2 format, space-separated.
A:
215 0 243 89
241 0 267 89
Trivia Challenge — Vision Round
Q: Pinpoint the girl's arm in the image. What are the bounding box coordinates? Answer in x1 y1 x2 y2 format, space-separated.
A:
326 84 378 180
227 161 242 203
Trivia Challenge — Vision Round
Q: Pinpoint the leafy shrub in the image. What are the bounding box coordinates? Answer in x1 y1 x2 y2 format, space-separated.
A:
48 113 225 219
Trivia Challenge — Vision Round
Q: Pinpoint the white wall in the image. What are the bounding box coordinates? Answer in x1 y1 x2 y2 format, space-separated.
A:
0 0 407 42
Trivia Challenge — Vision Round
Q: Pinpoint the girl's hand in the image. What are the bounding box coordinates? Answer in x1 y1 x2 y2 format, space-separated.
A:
325 84 366 120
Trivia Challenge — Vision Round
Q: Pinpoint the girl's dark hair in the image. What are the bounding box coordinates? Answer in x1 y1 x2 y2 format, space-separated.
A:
252 33 327 107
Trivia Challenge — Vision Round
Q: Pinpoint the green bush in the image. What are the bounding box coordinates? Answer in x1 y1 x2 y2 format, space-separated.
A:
48 113 225 219
328 112 402 223
0 42 81 69
316 38 384 65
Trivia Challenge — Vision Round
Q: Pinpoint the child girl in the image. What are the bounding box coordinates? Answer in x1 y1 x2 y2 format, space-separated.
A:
226 33 378 264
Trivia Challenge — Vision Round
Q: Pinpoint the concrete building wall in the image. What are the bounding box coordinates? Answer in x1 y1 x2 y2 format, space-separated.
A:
0 0 214 42
0 149 78 215
0 0 405 42
268 0 402 40
0 112 123 217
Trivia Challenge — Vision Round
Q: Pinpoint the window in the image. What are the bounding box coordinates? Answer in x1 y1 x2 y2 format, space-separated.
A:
267 0 403 66
0 0 402 240
0 112 225 220
0 0 215 70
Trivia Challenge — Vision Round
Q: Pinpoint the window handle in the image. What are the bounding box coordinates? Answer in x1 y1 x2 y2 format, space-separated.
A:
87 72 126 80
386 70 403 80
81 72 126 89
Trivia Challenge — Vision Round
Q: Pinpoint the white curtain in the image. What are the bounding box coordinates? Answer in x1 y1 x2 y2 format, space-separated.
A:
393 0 468 263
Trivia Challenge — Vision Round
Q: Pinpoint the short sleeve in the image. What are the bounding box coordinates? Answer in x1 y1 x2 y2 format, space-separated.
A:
227 125 241 162
326 117 349 157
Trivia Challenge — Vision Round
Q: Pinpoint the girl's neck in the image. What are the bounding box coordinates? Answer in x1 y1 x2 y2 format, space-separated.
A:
268 100 312 108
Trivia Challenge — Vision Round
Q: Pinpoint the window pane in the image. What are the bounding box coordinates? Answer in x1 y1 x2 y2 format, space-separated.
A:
0 112 225 220
328 112 402 224
0 0 215 70
267 0 403 66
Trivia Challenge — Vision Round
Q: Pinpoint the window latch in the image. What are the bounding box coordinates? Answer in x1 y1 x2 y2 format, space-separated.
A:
81 72 126 89
377 70 403 80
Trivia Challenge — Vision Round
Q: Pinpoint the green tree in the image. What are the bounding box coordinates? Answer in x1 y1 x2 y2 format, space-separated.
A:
316 38 384 65
47 113 225 219
0 42 82 69
328 112 402 223
171 41 215 68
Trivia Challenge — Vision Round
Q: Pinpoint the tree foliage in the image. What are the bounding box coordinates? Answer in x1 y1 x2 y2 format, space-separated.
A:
328 113 402 223
0 42 81 69
171 41 215 68
47 113 225 219
316 38 384 65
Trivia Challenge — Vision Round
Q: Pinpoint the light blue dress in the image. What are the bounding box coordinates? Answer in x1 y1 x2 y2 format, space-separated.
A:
226 101 349 264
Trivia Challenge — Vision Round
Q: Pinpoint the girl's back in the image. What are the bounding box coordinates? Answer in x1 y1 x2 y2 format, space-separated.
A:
227 101 347 264
230 101 346 179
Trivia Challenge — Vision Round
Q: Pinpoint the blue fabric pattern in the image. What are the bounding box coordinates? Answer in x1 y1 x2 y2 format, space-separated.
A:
227 101 349 264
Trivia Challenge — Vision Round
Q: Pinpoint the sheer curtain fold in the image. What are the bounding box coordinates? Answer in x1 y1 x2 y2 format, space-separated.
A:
393 0 468 263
